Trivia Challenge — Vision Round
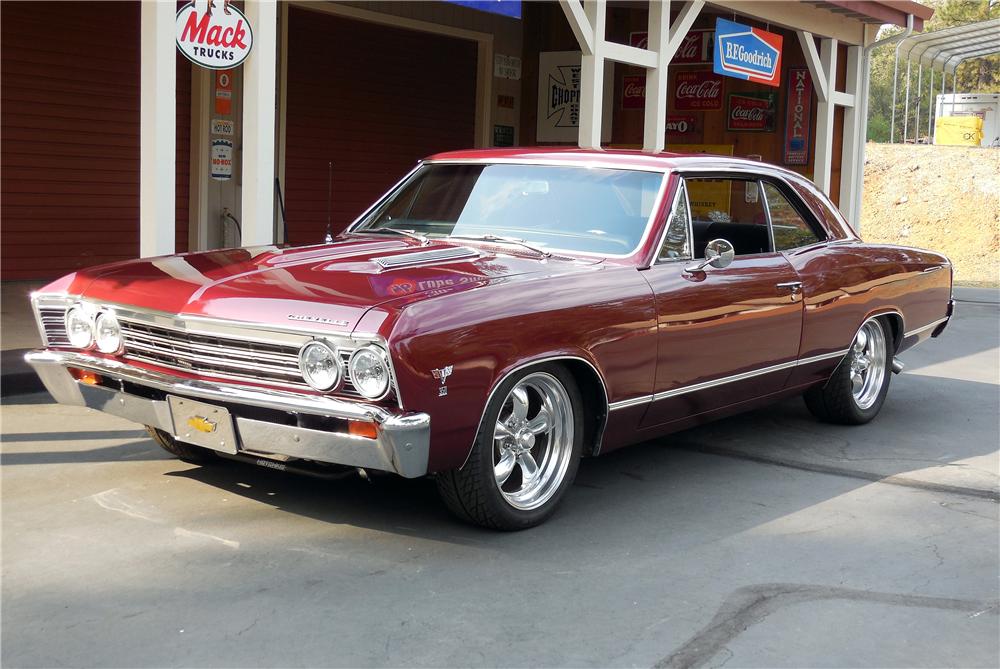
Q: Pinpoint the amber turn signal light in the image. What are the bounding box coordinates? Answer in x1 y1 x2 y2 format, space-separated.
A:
69 368 101 385
347 420 378 439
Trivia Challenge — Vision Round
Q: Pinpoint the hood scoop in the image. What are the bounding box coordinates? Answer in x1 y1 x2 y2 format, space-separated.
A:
372 246 479 270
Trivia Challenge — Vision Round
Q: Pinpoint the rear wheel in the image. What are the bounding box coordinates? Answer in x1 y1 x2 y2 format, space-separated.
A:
147 426 216 463
436 364 584 530
804 317 892 425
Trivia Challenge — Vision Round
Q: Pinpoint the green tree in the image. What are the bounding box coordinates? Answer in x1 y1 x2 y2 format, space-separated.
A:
867 0 1000 143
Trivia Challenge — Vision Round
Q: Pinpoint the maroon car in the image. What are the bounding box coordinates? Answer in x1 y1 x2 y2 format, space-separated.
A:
27 148 953 529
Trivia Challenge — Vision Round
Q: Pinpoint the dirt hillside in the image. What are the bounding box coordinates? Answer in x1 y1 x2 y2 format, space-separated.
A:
861 143 999 287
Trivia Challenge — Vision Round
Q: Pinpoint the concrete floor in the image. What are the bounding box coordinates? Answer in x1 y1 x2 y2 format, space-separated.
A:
2 297 998 668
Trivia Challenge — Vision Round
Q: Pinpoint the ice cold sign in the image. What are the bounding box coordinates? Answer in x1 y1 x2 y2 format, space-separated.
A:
176 1 253 70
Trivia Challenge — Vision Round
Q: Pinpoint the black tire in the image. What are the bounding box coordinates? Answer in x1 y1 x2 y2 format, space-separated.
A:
804 317 893 425
147 426 216 463
436 363 585 530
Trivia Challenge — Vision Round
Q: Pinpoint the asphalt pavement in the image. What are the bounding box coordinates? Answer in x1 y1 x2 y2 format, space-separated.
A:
2 295 997 668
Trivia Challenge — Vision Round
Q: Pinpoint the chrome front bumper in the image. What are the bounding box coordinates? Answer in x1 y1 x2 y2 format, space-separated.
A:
25 350 430 478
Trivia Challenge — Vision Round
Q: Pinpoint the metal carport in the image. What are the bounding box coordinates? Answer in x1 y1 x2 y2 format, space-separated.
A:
890 19 1000 142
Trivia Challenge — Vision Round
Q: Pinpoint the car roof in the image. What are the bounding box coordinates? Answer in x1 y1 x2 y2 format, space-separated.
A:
424 146 802 177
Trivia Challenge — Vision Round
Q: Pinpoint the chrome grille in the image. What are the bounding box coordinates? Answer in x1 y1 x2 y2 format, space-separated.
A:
120 320 305 388
119 320 366 397
39 307 70 346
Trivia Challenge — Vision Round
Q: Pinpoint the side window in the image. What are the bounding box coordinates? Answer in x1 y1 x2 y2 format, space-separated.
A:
685 178 771 258
763 182 823 251
657 182 691 261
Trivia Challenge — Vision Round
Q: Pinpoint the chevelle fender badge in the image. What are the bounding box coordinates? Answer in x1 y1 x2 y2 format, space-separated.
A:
432 365 453 396
187 415 217 434
287 314 350 327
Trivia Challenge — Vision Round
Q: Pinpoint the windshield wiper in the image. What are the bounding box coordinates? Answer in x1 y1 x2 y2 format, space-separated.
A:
353 227 430 245
448 234 551 258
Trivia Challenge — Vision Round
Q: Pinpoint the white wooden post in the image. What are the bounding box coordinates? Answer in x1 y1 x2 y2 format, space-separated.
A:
139 0 176 258
578 1 606 149
643 0 670 152
241 0 278 246
839 46 862 220
813 37 837 196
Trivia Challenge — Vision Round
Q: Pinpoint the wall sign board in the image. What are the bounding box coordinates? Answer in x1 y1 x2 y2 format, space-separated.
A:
536 51 612 143
674 71 724 111
784 67 813 165
494 54 522 80
214 70 233 114
622 75 645 109
211 138 233 180
176 1 253 70
727 92 776 132
493 125 515 147
713 18 782 87
629 28 713 64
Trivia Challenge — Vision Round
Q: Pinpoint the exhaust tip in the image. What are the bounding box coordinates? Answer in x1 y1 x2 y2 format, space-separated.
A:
892 359 905 374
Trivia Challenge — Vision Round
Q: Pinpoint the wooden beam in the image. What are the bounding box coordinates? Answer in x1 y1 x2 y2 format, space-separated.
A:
558 0 594 55
797 30 829 102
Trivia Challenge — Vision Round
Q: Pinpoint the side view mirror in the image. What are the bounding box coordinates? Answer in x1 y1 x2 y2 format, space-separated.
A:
685 238 735 273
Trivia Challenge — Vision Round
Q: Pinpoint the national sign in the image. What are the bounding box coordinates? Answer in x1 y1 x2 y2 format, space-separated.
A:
712 18 782 87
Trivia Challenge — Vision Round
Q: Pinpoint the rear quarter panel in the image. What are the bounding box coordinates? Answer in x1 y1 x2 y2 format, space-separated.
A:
785 241 951 386
355 263 658 472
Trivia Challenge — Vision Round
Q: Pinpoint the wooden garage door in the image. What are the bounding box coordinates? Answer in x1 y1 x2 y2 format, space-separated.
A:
284 8 478 245
1 1 190 281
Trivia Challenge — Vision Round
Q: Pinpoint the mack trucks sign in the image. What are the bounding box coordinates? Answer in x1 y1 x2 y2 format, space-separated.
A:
712 18 782 88
176 1 253 70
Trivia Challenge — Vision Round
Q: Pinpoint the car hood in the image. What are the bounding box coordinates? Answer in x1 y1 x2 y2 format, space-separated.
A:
60 237 586 334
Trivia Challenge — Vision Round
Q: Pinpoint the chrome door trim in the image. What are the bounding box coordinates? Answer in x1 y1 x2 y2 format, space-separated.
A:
607 349 850 411
904 316 949 338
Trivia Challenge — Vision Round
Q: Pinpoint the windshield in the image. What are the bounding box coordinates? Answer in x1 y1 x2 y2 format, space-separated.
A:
352 163 665 256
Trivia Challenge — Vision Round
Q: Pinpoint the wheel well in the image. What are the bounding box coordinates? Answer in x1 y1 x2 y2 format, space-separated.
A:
558 359 609 457
879 313 904 353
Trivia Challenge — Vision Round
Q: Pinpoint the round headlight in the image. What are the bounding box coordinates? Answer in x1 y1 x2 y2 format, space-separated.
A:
349 346 391 399
298 340 341 391
65 306 94 349
94 311 122 354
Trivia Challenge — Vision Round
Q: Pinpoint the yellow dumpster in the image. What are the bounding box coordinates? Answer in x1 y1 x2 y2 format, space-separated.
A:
934 115 984 146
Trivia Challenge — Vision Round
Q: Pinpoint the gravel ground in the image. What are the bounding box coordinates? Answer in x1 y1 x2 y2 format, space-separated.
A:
861 143 1000 287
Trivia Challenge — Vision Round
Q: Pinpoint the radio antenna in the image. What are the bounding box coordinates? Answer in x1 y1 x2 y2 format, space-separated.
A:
324 161 334 243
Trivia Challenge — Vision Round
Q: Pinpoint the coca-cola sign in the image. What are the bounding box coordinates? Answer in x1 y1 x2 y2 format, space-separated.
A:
622 75 645 109
176 1 254 70
629 29 713 64
727 92 776 132
673 71 723 111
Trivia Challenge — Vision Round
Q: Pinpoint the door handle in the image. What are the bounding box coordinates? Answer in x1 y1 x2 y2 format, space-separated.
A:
776 281 803 294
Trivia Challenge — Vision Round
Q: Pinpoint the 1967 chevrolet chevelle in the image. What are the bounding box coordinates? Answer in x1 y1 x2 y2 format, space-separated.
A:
27 148 954 529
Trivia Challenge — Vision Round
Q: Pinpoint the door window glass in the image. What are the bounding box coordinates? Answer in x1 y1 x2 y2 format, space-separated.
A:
658 182 691 261
685 178 771 258
763 182 823 250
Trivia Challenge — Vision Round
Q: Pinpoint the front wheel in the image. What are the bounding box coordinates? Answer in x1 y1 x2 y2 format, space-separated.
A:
804 317 892 424
436 364 584 530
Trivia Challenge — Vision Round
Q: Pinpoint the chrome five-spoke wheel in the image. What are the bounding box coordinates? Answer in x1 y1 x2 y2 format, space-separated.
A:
493 372 574 511
804 315 893 425
850 319 887 410
436 363 584 529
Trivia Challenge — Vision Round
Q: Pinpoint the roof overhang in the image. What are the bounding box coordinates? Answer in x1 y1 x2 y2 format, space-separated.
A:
808 1 933 31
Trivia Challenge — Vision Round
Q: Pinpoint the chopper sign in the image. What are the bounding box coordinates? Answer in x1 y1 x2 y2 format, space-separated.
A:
712 18 782 87
176 1 253 70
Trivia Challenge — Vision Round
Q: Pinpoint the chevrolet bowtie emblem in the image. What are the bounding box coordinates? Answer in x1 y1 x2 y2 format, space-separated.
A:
431 365 453 385
187 416 217 434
